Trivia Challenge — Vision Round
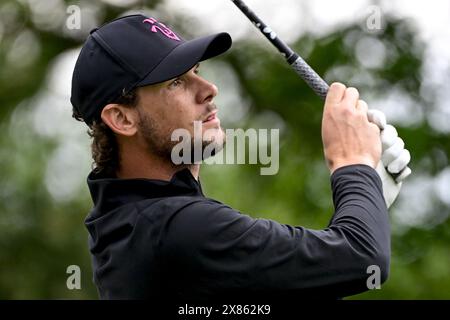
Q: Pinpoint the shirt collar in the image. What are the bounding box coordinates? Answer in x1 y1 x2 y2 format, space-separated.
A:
87 168 204 214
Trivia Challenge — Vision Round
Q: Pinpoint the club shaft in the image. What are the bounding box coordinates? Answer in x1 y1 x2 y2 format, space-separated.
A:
230 0 410 179
230 0 295 59
230 0 329 99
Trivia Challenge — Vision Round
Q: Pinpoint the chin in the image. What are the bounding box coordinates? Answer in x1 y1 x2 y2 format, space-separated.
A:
204 127 225 146
200 127 226 160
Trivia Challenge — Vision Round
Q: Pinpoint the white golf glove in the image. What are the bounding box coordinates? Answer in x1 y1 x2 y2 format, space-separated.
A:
367 109 412 208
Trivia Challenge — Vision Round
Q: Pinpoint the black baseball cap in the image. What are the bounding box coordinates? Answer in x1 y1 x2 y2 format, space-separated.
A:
71 14 232 125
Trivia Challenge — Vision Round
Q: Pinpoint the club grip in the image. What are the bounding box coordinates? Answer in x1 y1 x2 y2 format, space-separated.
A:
291 56 411 185
290 56 329 100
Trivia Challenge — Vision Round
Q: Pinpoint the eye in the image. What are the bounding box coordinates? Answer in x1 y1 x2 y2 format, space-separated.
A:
169 78 182 88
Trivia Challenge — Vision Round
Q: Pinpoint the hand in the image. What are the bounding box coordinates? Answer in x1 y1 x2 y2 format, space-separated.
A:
367 109 412 182
368 109 412 208
322 83 381 174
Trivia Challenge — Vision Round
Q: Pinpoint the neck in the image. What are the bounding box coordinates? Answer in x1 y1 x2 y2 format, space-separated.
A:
115 143 200 181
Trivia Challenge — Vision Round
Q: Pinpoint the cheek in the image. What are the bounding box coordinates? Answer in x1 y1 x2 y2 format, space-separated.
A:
163 97 198 130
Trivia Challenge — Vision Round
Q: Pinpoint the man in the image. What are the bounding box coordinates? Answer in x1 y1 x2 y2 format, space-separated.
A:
71 14 410 300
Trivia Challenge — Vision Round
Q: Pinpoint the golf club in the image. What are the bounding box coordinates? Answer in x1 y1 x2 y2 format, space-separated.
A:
229 0 411 187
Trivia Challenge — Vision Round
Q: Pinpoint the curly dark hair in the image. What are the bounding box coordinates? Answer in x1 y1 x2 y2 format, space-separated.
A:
72 89 139 177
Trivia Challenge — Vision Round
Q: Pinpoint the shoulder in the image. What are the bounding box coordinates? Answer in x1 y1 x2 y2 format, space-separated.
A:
169 197 255 229
158 197 259 245
132 196 230 220
130 196 255 233
130 196 277 252
134 195 245 220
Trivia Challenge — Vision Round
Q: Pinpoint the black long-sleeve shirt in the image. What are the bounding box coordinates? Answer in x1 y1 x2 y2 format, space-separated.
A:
85 164 390 300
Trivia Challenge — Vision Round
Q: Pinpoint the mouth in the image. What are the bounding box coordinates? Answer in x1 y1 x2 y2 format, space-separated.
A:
202 111 219 123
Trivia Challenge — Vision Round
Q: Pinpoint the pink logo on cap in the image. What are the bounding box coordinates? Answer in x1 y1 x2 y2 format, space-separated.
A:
143 18 180 41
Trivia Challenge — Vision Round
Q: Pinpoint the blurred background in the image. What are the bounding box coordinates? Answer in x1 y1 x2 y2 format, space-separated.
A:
0 0 449 299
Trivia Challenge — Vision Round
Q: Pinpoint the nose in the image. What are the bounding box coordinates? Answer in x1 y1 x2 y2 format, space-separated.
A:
196 76 218 104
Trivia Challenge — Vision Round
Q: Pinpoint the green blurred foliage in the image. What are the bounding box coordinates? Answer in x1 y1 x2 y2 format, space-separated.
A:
0 0 449 299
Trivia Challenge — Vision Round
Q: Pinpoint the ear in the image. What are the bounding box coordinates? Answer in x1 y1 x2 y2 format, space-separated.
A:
101 104 138 136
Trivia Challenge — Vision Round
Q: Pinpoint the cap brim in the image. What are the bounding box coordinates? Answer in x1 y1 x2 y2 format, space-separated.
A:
136 32 232 87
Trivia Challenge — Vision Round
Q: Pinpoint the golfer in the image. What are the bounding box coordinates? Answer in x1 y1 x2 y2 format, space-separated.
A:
71 15 409 300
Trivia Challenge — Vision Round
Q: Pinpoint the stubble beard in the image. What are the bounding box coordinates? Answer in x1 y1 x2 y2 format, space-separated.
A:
137 111 226 165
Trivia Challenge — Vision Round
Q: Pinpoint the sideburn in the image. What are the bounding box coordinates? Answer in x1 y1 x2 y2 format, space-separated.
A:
137 108 178 161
